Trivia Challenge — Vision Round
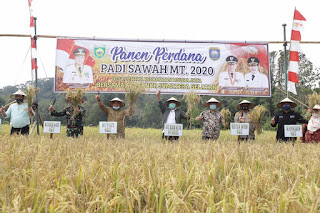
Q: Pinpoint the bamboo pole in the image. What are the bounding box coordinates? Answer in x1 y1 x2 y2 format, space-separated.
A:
29 121 37 136
1 34 320 44
275 86 309 108
3 101 16 109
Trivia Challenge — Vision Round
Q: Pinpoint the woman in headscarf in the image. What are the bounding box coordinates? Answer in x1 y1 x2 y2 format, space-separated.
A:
304 105 320 143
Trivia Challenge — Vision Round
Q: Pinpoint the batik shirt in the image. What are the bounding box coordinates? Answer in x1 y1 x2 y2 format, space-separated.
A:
201 110 224 139
51 105 85 138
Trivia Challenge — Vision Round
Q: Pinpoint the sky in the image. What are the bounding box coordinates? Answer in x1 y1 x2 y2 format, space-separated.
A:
0 0 319 89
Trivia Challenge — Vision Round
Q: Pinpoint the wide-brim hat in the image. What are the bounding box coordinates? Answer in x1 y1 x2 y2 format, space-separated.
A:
237 100 254 110
277 98 297 108
204 98 222 108
10 89 27 99
108 97 125 107
165 97 181 107
312 105 320 110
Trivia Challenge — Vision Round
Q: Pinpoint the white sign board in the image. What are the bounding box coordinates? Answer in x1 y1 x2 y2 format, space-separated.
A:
99 122 117 134
43 121 61 133
284 125 302 137
230 123 249 135
164 124 183 136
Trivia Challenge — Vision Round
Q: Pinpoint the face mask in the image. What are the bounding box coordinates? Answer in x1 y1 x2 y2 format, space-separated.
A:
242 105 248 110
16 98 24 104
210 104 216 110
169 103 176 109
283 105 291 110
113 106 120 110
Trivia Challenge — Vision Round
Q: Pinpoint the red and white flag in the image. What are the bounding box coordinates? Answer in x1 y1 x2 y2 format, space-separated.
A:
28 0 38 72
287 9 306 95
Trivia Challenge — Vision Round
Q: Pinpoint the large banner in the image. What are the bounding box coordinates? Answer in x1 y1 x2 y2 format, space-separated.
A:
55 38 270 97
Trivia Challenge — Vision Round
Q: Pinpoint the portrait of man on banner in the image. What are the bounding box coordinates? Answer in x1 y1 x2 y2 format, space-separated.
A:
63 48 94 87
245 57 268 88
218 55 245 88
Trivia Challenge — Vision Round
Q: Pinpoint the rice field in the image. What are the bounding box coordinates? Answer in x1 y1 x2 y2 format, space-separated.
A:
0 125 320 212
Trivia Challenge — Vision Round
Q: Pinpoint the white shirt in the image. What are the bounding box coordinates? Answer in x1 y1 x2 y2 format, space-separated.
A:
63 64 93 84
166 110 176 124
245 72 269 88
5 103 32 128
219 71 245 87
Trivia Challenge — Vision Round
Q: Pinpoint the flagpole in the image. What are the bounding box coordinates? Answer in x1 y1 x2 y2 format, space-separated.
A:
282 23 288 98
34 17 40 135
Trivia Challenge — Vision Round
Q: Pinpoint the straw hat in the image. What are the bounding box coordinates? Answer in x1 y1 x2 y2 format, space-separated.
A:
312 105 320 110
237 100 254 110
204 98 222 108
165 97 181 107
108 97 125 107
277 98 297 108
10 89 27 99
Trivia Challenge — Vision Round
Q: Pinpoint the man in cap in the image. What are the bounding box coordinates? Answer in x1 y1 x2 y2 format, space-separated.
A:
271 98 308 142
219 55 245 88
0 89 34 135
234 100 255 141
63 48 94 86
48 94 86 138
196 98 227 140
95 95 134 139
245 57 268 88
157 90 187 141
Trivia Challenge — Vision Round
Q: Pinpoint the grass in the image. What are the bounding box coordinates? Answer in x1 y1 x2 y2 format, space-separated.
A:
0 125 320 212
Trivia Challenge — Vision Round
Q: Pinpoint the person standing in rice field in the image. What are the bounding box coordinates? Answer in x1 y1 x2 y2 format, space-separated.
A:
196 98 227 140
271 98 308 142
303 105 320 143
95 95 134 139
234 100 255 141
0 90 34 135
48 94 85 138
157 90 188 141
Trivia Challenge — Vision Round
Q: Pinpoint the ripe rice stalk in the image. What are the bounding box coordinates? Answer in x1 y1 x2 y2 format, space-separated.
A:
125 82 145 106
66 88 84 107
26 86 40 116
220 108 231 129
252 105 268 135
306 91 320 119
183 91 201 118
307 91 320 108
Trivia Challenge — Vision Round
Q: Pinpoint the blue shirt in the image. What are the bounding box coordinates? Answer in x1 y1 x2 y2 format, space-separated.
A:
5 103 31 128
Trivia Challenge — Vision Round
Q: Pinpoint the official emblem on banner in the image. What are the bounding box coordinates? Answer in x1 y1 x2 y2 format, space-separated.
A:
209 47 220 61
94 46 106 58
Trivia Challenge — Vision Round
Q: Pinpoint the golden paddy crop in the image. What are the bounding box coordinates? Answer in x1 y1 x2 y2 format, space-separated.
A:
0 125 320 212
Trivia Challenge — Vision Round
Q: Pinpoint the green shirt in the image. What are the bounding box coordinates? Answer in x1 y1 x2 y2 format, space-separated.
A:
5 103 31 128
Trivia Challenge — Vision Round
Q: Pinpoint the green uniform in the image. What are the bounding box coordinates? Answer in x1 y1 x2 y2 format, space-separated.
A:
51 105 85 138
